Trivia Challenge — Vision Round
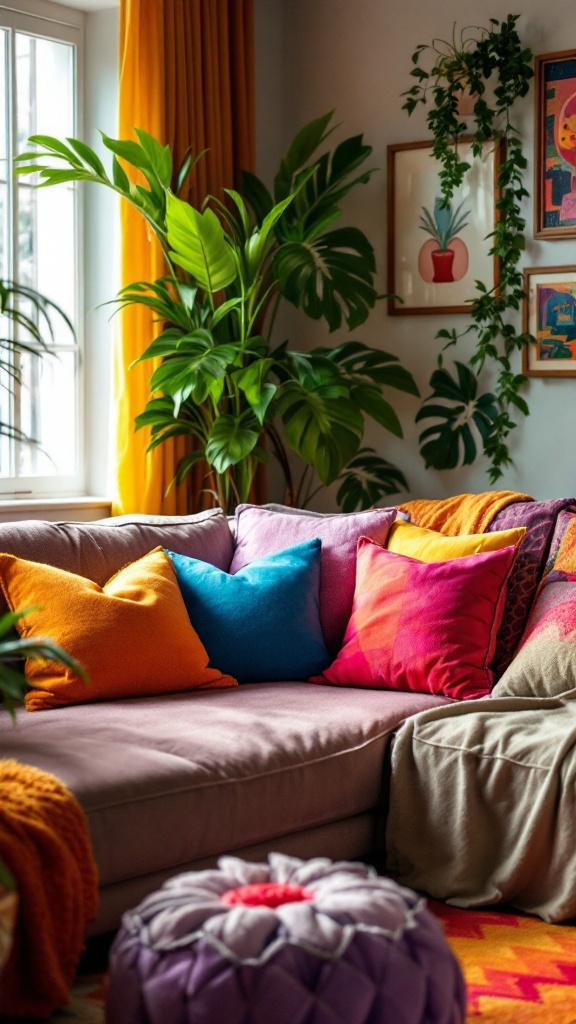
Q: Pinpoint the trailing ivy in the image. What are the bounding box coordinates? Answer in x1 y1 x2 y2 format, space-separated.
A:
403 15 534 482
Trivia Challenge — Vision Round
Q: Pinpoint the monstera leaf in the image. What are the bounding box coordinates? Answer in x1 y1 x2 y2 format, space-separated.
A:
273 228 377 332
416 362 499 470
336 448 408 512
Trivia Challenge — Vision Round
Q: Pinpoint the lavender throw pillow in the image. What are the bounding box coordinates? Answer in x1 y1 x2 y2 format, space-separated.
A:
230 504 398 653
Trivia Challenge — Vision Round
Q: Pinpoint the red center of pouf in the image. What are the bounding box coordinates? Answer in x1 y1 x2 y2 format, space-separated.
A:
221 882 314 908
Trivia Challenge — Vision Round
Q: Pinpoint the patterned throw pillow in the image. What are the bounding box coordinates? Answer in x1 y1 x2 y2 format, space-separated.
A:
540 509 576 586
492 576 576 700
487 498 576 675
310 539 517 701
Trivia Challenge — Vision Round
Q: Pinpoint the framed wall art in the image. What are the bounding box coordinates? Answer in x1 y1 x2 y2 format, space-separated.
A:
523 266 576 376
534 50 576 238
387 139 501 315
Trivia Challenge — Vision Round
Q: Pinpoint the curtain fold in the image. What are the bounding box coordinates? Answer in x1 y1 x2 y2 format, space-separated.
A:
114 0 257 515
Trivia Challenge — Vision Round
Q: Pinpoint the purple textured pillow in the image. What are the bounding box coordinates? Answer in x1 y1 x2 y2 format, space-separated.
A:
487 497 576 675
231 504 398 653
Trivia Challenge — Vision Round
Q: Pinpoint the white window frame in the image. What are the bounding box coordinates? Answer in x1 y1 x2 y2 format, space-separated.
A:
0 0 85 499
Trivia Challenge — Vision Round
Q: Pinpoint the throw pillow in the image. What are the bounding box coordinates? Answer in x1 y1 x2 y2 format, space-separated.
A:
486 497 576 675
310 538 517 700
0 547 237 711
492 576 576 700
168 538 331 682
386 520 526 561
230 504 398 654
540 509 576 585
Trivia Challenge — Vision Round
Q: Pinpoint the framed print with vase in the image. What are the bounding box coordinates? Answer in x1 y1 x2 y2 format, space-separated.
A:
387 138 501 315
534 50 576 238
523 266 576 376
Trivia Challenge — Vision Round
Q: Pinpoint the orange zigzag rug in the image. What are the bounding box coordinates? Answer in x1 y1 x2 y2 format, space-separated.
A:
44 902 576 1023
430 900 576 1023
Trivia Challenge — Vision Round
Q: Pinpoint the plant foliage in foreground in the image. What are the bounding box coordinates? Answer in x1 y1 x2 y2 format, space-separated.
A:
16 113 419 511
0 608 87 721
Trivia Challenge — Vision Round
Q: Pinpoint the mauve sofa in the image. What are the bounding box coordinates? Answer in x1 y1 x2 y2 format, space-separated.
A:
0 507 448 936
0 496 573 936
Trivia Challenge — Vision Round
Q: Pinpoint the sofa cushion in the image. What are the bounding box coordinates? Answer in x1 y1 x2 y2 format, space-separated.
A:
386 520 526 561
230 504 397 654
311 539 516 700
0 509 234 617
0 547 236 711
0 683 450 894
168 539 330 682
492 577 576 700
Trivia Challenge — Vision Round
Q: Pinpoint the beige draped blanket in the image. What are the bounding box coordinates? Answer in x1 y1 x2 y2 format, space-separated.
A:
385 695 576 922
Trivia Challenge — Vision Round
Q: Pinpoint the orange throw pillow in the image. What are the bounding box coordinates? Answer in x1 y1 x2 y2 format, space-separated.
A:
0 546 237 711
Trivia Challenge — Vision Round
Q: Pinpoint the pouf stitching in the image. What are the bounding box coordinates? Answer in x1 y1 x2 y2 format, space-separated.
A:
128 898 429 966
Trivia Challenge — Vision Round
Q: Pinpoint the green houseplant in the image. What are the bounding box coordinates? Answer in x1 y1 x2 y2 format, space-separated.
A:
0 280 87 720
15 113 419 512
403 15 534 481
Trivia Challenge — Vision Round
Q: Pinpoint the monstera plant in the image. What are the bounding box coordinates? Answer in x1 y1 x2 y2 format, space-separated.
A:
15 113 419 512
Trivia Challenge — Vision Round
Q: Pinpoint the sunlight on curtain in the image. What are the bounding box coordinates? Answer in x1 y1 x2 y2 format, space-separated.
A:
114 0 257 514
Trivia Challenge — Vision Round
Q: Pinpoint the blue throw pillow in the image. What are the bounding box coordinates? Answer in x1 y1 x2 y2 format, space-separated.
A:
167 538 331 682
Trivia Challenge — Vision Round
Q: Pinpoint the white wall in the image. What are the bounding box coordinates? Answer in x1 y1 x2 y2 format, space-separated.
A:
255 0 576 505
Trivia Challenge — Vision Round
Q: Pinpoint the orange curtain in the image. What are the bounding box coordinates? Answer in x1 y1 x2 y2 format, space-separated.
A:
113 0 257 515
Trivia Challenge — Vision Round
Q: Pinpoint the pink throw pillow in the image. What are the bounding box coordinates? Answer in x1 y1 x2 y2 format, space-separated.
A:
310 538 516 700
231 505 398 653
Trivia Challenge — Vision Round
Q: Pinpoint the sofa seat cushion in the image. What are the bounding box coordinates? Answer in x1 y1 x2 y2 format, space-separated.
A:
0 684 448 891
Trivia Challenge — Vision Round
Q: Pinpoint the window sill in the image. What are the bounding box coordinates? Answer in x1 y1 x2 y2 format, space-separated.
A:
0 496 113 523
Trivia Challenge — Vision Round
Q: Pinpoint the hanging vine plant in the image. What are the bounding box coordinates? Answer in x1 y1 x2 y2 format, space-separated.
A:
402 14 534 481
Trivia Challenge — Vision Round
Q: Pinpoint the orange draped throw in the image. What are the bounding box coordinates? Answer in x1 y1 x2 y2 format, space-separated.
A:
114 0 257 515
0 759 98 1019
399 490 533 535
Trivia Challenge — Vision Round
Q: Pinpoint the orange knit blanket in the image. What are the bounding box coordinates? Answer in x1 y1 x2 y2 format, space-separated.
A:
0 758 98 1019
399 489 533 535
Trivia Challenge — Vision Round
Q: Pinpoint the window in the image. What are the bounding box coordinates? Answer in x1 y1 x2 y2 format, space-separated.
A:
0 2 83 497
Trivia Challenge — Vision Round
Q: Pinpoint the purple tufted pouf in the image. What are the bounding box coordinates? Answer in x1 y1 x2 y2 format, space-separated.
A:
105 854 466 1024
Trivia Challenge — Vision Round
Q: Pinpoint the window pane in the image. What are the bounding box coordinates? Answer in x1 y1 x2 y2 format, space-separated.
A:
0 29 7 169
7 28 80 487
16 33 74 145
36 184 76 325
0 184 8 280
18 349 77 476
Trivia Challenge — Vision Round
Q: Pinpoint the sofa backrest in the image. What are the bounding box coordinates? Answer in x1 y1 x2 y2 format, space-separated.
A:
0 509 234 616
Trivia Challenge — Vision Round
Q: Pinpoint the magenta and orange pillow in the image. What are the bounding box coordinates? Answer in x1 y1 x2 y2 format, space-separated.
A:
309 538 517 700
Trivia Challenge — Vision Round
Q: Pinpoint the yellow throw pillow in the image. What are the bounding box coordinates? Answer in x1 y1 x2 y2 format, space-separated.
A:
0 546 237 711
386 520 526 562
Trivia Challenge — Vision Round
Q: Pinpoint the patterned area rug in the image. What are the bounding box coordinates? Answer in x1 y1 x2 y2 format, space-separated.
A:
45 904 576 1023
431 901 576 1023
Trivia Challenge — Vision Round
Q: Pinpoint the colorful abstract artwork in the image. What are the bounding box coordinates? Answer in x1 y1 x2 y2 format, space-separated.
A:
523 267 576 376
535 50 576 238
